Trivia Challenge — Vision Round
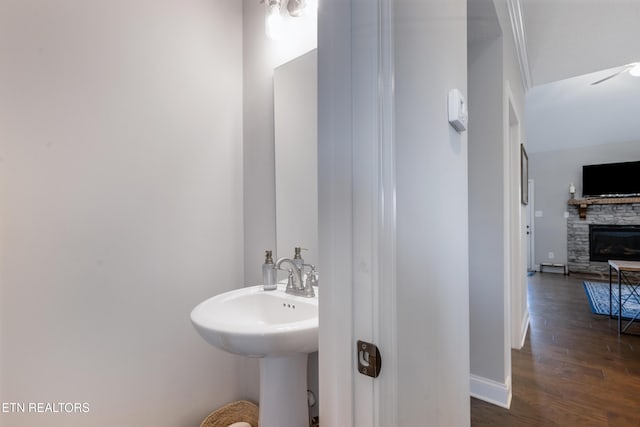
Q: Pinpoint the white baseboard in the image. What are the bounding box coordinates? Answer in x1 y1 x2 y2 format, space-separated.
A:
470 374 512 409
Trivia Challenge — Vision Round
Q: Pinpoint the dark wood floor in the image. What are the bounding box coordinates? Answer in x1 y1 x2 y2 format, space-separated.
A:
471 272 640 426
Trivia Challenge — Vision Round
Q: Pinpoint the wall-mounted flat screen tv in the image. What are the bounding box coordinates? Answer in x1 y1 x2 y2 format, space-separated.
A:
582 160 640 197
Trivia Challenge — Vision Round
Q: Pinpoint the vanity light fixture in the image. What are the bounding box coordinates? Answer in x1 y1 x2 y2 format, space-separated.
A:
630 62 640 77
262 0 309 40
286 0 307 17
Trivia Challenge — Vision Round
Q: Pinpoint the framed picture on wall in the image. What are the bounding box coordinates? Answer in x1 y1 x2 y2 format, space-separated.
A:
521 144 528 205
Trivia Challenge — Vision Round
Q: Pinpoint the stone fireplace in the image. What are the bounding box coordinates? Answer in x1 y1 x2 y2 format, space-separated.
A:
567 199 640 275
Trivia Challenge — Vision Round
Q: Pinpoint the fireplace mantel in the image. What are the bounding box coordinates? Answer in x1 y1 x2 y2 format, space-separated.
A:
568 197 640 219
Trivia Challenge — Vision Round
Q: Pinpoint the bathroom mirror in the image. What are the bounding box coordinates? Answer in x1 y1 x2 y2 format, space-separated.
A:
273 49 318 264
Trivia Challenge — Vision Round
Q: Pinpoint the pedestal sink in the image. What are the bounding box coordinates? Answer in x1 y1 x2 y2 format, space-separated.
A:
190 283 318 427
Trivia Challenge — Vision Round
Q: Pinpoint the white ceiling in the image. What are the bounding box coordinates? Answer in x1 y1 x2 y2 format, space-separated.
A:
521 0 640 153
526 65 640 153
522 0 640 86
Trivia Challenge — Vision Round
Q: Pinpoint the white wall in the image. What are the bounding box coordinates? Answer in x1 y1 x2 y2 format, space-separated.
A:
529 141 640 269
0 1 246 426
465 0 529 408
394 1 470 425
468 23 506 385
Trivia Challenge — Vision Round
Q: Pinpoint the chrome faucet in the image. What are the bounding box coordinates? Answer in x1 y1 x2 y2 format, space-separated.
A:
275 257 316 298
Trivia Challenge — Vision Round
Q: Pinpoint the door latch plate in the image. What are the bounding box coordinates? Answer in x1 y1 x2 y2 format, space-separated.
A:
357 340 381 378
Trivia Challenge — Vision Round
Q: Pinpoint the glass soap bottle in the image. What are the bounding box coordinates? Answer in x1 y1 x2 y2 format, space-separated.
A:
262 250 277 290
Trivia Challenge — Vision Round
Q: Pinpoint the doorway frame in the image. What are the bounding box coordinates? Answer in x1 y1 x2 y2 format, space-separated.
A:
505 82 529 352
317 0 397 425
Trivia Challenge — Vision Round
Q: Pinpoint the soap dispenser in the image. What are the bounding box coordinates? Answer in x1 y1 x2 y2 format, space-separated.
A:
262 250 277 290
293 247 304 270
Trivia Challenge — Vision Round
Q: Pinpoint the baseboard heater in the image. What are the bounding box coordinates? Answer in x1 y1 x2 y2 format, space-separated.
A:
539 263 568 275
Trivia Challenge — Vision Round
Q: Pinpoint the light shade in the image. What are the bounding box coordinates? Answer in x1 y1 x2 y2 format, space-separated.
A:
265 2 285 40
629 62 640 77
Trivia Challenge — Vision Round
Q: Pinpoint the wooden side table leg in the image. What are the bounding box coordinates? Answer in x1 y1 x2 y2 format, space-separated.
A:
609 265 613 318
618 272 622 335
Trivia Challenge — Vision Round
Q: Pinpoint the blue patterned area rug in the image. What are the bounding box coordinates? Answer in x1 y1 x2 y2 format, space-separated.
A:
583 281 640 319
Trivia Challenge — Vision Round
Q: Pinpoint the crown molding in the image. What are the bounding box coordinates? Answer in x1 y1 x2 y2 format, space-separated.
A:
506 0 533 90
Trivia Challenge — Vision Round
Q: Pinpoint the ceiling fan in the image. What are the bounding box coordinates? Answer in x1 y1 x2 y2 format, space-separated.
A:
591 62 640 85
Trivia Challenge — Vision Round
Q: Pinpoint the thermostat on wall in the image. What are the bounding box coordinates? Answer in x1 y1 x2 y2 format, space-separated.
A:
448 89 468 132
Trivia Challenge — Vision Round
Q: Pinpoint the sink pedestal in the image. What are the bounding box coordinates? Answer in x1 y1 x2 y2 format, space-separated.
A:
259 354 308 427
190 285 317 426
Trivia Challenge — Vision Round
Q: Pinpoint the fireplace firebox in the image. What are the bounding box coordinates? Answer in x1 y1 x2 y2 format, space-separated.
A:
589 225 640 262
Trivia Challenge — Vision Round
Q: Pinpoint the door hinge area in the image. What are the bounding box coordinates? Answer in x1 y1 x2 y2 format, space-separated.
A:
357 340 382 378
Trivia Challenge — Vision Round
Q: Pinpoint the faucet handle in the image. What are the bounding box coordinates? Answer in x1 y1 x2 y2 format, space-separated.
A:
286 269 296 291
304 266 318 295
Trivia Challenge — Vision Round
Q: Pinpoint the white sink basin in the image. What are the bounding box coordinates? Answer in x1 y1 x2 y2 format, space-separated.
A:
190 283 318 357
191 283 319 427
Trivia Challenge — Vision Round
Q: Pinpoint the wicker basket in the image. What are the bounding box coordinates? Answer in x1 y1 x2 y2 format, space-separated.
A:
199 400 259 427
